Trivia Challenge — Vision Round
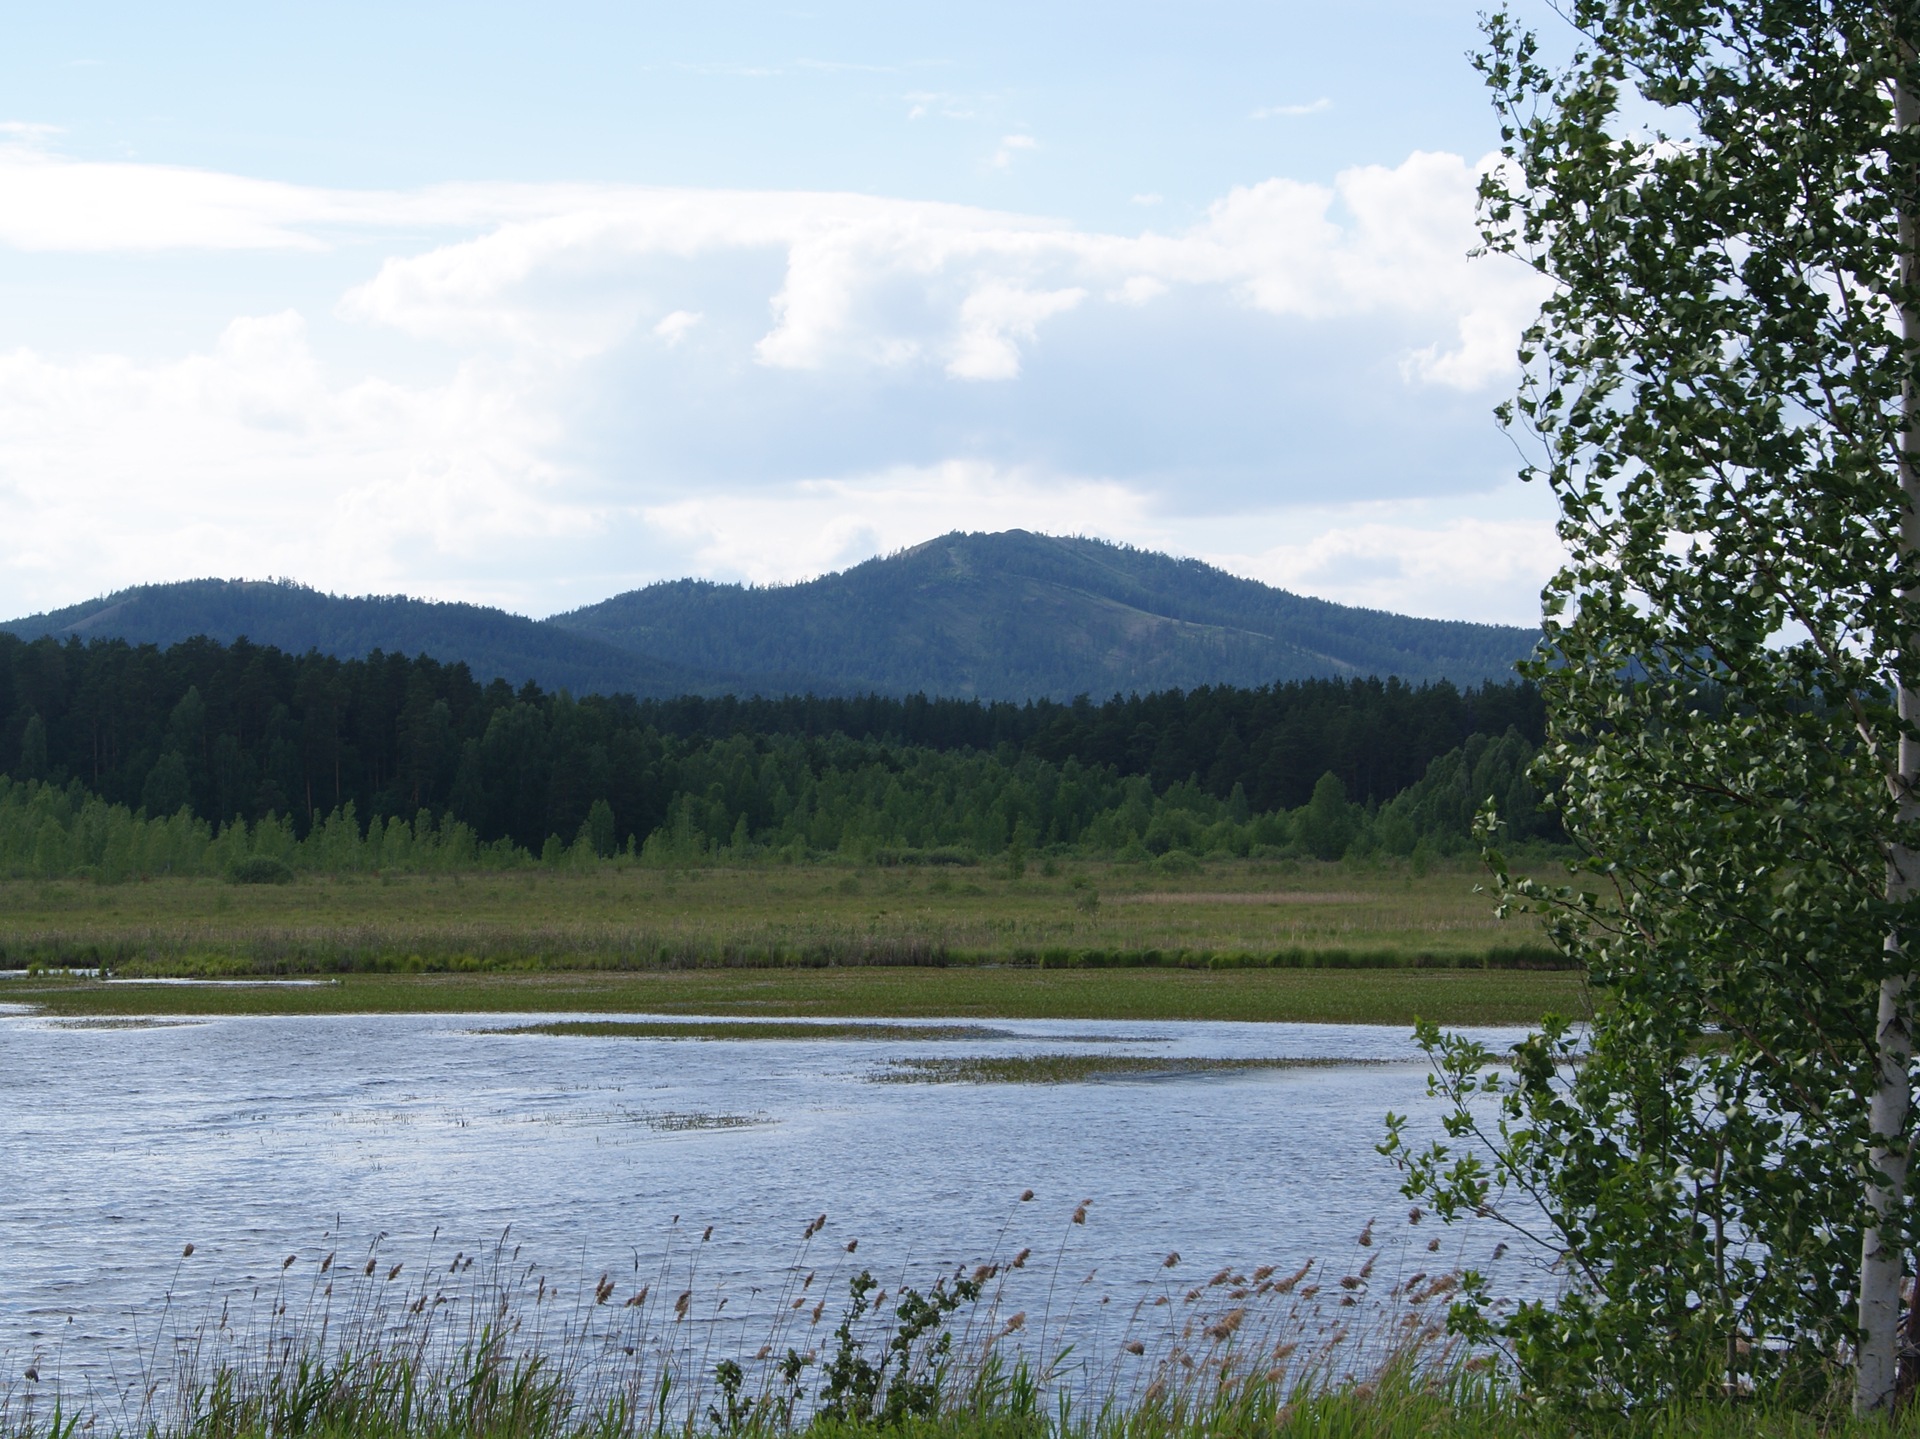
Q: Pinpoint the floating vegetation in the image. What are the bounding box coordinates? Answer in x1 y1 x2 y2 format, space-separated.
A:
488 1019 1018 1042
871 1054 1394 1084
636 1110 773 1132
41 1016 207 1030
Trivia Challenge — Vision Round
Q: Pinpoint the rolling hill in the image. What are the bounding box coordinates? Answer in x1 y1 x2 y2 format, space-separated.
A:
550 531 1538 698
4 531 1539 700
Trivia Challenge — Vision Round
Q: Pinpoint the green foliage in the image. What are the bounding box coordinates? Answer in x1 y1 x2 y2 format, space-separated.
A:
1386 0 1920 1416
227 855 294 886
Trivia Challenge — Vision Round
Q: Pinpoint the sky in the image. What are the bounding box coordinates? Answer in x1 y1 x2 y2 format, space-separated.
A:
0 1 1569 626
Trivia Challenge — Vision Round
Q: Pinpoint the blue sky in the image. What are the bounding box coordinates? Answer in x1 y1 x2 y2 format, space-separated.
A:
0 1 1565 623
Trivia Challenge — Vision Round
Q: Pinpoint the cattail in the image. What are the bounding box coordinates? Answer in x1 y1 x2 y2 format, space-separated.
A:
1163 1252 1180 1268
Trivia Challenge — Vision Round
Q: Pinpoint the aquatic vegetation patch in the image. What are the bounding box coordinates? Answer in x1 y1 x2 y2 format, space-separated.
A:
487 1019 1018 1041
870 1054 1395 1084
636 1110 773 1132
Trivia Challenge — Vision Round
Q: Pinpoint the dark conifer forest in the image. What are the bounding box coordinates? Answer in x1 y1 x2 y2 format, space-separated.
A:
0 630 1558 878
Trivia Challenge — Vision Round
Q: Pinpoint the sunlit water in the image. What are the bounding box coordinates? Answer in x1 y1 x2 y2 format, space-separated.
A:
0 1003 1543 1395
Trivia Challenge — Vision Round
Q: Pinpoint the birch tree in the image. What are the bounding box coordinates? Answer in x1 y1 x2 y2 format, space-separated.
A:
1384 0 1920 1414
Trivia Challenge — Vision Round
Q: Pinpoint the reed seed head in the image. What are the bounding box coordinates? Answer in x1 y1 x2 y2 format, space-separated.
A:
702 1226 713 1242
182 1244 194 1258
1124 1341 1144 1356
1012 1248 1030 1268
282 1255 296 1270
1019 1190 1034 1202
1163 1252 1180 1268
844 1240 857 1253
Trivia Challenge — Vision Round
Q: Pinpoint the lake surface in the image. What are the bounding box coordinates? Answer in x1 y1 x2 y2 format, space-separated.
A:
0 1006 1540 1398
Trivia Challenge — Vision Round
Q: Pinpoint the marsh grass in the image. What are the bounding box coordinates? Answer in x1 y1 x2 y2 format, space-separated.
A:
0 860 1564 981
869 1056 1393 1085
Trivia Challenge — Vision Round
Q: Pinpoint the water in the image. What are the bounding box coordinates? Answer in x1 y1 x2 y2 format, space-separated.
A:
0 1006 1538 1391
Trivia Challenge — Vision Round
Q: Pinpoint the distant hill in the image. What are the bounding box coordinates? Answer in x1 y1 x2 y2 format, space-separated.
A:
1 580 736 699
551 530 1539 699
4 532 1539 701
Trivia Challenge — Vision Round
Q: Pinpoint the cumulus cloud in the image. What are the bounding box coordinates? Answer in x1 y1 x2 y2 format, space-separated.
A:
0 312 599 612
0 137 1554 618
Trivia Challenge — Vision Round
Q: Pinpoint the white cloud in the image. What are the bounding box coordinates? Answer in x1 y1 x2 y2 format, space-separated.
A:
947 282 1087 379
1250 99 1332 119
644 462 1156 584
0 313 599 613
653 309 704 344
988 134 1038 170
1193 487 1564 624
1129 192 1164 207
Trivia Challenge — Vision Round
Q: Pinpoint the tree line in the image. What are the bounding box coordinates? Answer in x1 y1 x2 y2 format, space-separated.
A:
0 630 1557 875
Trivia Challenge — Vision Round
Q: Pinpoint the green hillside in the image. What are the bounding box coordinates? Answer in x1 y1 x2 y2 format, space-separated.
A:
552 530 1539 698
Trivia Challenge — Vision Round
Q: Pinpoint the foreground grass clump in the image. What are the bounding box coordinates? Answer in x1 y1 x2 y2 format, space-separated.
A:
4 1211 1914 1439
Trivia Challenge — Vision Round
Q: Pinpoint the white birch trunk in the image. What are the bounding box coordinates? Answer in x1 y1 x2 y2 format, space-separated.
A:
1857 59 1920 1417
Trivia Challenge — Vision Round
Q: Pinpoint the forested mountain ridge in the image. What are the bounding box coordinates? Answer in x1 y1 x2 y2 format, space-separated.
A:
5 532 1539 704
2 579 744 699
551 530 1539 698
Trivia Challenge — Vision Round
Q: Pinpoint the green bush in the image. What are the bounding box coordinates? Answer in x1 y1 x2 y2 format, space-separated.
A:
228 855 295 885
